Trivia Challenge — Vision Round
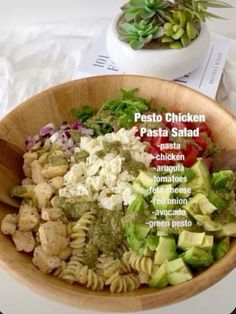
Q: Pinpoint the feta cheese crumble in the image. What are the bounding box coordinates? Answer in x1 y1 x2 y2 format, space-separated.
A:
59 128 153 210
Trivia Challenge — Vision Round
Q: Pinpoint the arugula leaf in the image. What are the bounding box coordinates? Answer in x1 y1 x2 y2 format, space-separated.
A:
101 88 150 128
71 106 95 123
85 116 114 136
71 89 150 135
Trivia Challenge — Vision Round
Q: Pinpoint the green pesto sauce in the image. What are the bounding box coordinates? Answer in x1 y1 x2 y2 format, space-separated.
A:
48 150 68 166
11 185 34 198
212 200 236 224
54 196 99 220
80 243 99 269
87 209 124 256
49 156 67 166
96 141 122 158
69 130 82 144
36 139 53 157
74 150 89 163
120 149 146 177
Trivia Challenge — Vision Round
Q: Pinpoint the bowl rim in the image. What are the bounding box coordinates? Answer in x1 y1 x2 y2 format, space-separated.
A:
0 75 236 312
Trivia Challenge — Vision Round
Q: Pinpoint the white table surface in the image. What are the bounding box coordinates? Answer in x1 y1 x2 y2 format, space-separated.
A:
0 1 236 314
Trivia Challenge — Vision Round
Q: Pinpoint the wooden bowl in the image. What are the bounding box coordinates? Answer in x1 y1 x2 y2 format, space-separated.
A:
0 75 236 312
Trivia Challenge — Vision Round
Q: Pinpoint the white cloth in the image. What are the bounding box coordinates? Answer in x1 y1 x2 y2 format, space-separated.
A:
0 20 235 117
0 20 108 116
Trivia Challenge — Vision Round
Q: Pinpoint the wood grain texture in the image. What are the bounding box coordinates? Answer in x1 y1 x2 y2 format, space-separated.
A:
0 140 24 207
0 75 236 312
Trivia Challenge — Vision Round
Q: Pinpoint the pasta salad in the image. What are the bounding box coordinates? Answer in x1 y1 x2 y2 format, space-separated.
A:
1 89 236 293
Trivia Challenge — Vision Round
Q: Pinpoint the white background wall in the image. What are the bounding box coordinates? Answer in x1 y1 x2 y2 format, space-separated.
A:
0 0 235 38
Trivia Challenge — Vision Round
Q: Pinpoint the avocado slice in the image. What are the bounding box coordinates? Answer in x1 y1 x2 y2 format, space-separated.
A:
165 257 185 273
184 193 217 217
124 222 150 253
175 183 192 199
127 235 144 253
134 223 150 240
157 230 169 237
178 230 205 249
212 170 234 191
154 236 177 265
213 237 230 260
215 222 236 238
166 258 193 285
133 181 150 197
146 234 159 251
200 235 214 249
194 215 222 232
133 170 157 196
149 263 168 288
152 184 173 211
124 194 152 254
126 194 148 214
208 191 227 210
187 159 211 196
182 247 214 268
137 170 157 188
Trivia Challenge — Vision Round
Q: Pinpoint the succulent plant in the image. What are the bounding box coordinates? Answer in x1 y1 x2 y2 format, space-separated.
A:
119 20 164 49
122 0 172 24
177 0 233 21
161 10 199 48
118 0 232 50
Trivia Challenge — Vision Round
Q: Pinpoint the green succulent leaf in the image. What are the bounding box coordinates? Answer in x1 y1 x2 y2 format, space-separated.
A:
141 34 154 43
179 11 187 27
186 22 198 39
119 23 138 33
130 0 146 7
178 0 232 21
161 35 174 43
172 27 185 40
181 32 191 47
140 10 156 19
118 19 162 49
124 9 142 21
197 0 233 8
121 0 172 24
153 26 165 38
164 23 173 36
169 41 183 49
119 0 232 49
130 39 145 49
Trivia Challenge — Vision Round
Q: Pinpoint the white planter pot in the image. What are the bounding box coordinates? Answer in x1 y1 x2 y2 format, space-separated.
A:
106 15 211 80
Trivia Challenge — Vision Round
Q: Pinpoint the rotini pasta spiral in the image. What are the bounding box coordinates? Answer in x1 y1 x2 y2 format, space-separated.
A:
120 255 132 273
123 250 154 275
60 254 83 282
105 271 140 293
114 241 129 259
67 222 75 236
96 253 131 277
138 271 150 284
76 265 105 291
96 254 122 278
54 261 68 279
70 211 95 249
